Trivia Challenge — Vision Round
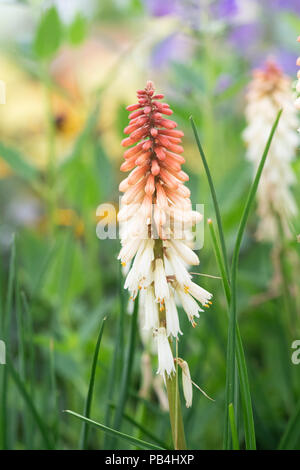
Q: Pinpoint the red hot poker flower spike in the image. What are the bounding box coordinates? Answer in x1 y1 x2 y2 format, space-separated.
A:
119 80 190 238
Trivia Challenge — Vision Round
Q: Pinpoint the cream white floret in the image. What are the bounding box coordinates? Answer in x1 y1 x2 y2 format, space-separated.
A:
156 327 175 377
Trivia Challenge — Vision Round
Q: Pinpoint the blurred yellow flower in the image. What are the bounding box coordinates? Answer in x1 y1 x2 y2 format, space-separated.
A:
54 208 85 238
0 159 12 178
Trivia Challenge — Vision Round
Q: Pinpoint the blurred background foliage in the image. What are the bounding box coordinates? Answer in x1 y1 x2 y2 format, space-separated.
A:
0 0 299 450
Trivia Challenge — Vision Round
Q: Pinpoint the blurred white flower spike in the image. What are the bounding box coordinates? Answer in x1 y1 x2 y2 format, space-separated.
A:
118 81 212 380
243 60 299 241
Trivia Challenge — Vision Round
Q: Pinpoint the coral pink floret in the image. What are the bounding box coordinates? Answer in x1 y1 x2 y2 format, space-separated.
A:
119 81 191 236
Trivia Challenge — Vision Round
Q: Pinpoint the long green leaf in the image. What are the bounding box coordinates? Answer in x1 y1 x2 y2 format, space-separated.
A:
235 329 254 449
208 218 255 449
0 142 39 182
6 356 54 449
190 116 230 280
15 275 26 379
48 337 59 446
0 235 16 449
109 403 169 449
31 240 58 296
207 219 230 302
111 296 139 446
80 316 107 449
15 274 32 447
65 410 164 450
229 403 240 450
3 234 16 334
104 266 126 448
194 140 256 449
20 291 36 447
20 292 35 396
278 398 300 450
224 109 282 449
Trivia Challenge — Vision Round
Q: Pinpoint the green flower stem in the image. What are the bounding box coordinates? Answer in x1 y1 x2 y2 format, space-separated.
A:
166 371 187 450
155 239 186 450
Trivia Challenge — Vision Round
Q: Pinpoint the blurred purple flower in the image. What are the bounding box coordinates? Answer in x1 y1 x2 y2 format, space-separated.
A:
144 0 201 29
143 0 177 17
266 0 300 15
252 50 299 76
274 50 299 76
229 23 262 52
211 0 239 19
151 33 190 68
175 0 201 29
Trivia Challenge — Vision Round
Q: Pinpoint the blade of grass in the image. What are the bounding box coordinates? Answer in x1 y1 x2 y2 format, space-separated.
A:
195 109 281 449
0 234 16 450
207 219 230 302
80 316 107 449
65 410 165 450
20 291 36 448
104 267 126 448
15 275 26 379
2 234 15 331
229 403 240 450
118 263 125 377
190 116 230 280
196 145 256 448
235 329 254 450
111 295 139 447
224 109 282 449
6 355 54 449
278 398 300 450
208 218 255 449
0 254 4 315
20 292 35 398
0 142 39 182
31 239 58 296
109 403 170 449
48 338 59 446
129 392 167 417
132 354 151 447
15 274 33 448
